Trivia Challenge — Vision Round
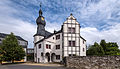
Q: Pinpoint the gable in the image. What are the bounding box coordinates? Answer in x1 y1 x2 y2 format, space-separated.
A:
64 14 79 25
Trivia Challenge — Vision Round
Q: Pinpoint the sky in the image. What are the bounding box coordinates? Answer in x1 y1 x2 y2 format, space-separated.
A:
0 0 120 48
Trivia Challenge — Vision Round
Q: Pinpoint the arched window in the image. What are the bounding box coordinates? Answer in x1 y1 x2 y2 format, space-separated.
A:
41 52 43 56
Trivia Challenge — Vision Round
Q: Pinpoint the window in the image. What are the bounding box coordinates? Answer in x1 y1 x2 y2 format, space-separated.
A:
83 48 84 52
69 54 76 56
73 41 75 46
18 41 20 44
53 37 54 39
69 54 72 56
56 45 60 49
69 41 72 46
46 44 48 49
69 41 75 46
39 44 41 49
46 44 51 49
68 27 75 33
0 39 1 41
83 40 84 44
56 55 60 60
56 35 60 40
49 45 51 49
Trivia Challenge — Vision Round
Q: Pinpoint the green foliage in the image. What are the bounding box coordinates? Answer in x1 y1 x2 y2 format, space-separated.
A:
105 42 120 55
87 42 105 56
100 40 107 54
0 32 25 62
87 39 120 56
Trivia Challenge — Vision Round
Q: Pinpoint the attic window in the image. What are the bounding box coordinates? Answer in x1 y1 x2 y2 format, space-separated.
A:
68 27 75 33
70 17 73 20
56 35 60 40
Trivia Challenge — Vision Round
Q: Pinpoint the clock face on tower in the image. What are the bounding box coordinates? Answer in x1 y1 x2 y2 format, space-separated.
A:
41 17 44 20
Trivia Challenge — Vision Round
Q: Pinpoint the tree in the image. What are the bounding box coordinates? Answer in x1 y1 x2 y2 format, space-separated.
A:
87 40 120 56
100 40 107 54
105 42 120 55
0 46 3 64
0 32 25 63
87 42 105 56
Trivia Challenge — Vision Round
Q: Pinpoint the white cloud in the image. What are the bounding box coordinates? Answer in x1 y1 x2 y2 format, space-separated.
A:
46 22 61 33
0 0 36 48
1 0 120 48
0 0 62 48
81 23 120 47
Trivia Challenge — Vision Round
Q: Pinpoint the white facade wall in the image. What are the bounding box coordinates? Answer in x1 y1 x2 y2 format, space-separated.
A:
80 38 86 56
63 14 86 57
34 36 44 43
34 14 86 63
24 48 27 62
18 40 27 62
35 33 63 63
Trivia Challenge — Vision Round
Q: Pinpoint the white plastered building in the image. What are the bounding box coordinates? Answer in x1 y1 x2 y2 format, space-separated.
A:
34 7 86 63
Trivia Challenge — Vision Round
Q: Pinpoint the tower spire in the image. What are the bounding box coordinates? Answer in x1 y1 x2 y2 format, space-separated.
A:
39 2 42 16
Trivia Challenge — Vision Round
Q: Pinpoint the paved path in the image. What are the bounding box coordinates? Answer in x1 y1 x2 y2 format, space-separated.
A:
0 63 68 69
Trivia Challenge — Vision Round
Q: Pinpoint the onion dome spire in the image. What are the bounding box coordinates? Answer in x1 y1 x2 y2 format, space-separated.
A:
36 3 46 26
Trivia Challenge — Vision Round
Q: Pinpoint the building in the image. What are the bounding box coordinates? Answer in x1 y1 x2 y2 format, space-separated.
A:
27 48 34 61
34 6 86 63
0 33 28 62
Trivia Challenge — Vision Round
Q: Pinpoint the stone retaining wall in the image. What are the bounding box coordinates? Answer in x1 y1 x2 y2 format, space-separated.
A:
65 56 120 69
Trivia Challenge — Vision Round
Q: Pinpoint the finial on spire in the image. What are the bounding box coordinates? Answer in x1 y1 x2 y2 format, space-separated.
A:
39 2 42 16
40 2 42 8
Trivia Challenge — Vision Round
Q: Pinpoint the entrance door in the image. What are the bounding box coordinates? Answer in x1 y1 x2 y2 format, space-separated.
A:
45 53 50 62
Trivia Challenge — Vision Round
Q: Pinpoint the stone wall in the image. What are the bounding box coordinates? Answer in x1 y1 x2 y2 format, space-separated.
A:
65 56 120 69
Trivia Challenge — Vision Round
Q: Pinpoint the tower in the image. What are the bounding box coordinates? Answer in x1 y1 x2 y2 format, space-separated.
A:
34 4 46 43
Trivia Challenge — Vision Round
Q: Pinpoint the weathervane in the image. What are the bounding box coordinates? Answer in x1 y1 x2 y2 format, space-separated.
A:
40 2 42 8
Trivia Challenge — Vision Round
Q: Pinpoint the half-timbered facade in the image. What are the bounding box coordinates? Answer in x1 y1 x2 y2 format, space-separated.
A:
34 6 86 63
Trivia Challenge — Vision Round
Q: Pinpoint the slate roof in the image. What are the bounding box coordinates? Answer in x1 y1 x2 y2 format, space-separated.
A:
34 30 52 37
35 30 62 44
0 33 27 42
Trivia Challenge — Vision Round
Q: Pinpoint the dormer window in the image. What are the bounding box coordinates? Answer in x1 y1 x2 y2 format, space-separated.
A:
56 35 60 40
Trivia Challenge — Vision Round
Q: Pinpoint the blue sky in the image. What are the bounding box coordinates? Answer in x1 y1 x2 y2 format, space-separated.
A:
0 0 120 48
